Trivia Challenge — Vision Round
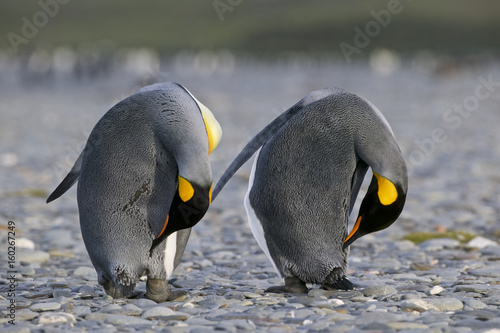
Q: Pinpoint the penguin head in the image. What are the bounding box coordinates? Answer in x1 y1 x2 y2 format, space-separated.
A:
147 83 222 253
343 172 407 249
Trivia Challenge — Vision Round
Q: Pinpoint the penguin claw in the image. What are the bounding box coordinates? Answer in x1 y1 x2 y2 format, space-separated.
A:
321 276 354 291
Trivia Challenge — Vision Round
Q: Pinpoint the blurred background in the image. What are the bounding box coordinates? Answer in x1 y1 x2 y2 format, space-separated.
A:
1 0 499 241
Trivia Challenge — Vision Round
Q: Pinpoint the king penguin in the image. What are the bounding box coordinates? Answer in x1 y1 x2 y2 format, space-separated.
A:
47 82 222 301
212 87 407 293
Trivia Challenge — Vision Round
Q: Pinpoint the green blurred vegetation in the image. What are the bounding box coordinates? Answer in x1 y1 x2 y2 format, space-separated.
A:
1 0 499 56
403 231 477 244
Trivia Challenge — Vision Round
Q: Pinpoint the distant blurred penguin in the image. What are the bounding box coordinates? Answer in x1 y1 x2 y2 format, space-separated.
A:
212 88 407 293
47 82 222 301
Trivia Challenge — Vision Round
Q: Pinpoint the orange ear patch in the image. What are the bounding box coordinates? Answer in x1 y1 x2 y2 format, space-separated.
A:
178 176 195 202
374 173 398 205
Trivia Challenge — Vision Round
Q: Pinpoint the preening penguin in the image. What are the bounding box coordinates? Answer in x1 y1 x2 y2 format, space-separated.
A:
47 82 222 301
212 87 407 293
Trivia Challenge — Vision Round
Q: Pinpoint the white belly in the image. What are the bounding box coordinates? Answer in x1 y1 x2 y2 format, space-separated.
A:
163 232 177 278
244 150 282 277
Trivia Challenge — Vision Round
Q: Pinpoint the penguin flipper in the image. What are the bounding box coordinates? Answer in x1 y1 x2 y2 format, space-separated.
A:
46 152 83 203
212 88 334 201
349 159 369 215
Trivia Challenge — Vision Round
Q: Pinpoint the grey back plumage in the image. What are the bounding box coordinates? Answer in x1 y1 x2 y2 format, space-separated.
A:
217 87 407 284
47 82 217 296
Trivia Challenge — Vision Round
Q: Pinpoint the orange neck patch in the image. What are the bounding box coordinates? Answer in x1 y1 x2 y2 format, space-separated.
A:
157 214 169 239
344 216 362 243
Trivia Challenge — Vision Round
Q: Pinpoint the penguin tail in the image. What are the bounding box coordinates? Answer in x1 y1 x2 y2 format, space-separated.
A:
212 104 301 201
46 151 83 203
212 88 334 201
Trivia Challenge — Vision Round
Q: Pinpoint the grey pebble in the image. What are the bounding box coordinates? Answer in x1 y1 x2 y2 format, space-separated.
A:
426 297 464 311
44 229 75 248
104 314 153 326
452 318 500 330
483 296 500 306
101 304 123 313
453 310 499 320
293 309 317 318
52 288 72 298
467 236 499 249
172 279 207 289
242 292 262 299
1 326 31 333
419 238 460 251
469 268 500 278
17 249 50 263
215 319 256 331
401 299 438 312
37 312 76 324
15 308 39 320
386 321 430 330
30 302 62 312
73 266 97 278
462 298 488 309
77 285 95 295
134 298 159 307
73 305 92 317
19 265 36 276
119 304 143 316
141 306 176 318
454 284 494 293
361 284 398 297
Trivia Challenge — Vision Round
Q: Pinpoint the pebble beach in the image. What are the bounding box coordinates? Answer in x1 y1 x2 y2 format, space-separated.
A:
1 56 500 332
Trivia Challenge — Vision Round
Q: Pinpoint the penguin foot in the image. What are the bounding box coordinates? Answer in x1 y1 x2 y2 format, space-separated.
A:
145 278 187 302
321 276 354 291
265 276 308 294
102 279 123 299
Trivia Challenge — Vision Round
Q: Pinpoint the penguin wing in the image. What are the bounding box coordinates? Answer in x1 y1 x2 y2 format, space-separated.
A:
349 159 369 215
46 151 83 203
212 88 334 201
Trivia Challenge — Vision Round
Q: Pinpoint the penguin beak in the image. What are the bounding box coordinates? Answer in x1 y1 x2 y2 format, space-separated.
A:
343 216 363 250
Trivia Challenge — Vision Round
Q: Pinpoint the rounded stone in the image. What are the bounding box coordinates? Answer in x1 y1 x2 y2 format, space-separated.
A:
37 312 76 324
134 298 158 307
401 299 438 312
426 297 464 311
17 249 50 263
429 286 445 295
467 236 499 249
104 314 153 326
73 266 96 277
52 288 72 298
361 284 398 297
16 308 39 320
141 306 176 318
30 302 62 312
